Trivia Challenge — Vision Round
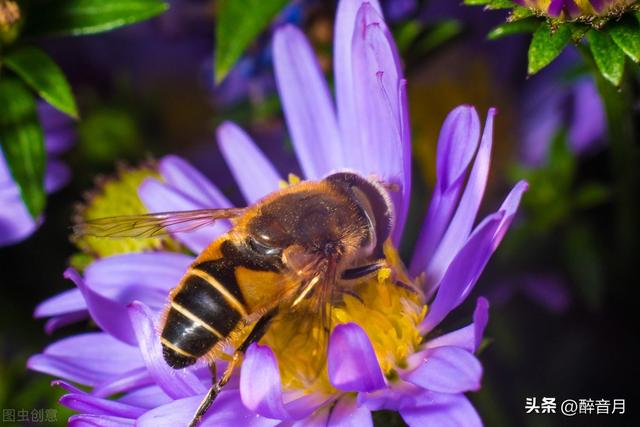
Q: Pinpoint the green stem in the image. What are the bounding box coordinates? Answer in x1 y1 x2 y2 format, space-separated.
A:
578 44 639 284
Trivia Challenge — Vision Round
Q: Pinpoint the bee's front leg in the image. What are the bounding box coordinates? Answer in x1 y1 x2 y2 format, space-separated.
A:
340 261 384 282
187 308 279 427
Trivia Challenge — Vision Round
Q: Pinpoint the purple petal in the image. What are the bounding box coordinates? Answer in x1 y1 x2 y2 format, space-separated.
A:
273 24 343 179
159 155 232 209
399 393 482 427
92 367 153 399
420 213 503 333
38 253 189 335
328 323 386 392
405 346 482 393
128 301 206 399
568 78 605 155
53 380 85 393
240 343 323 420
328 395 373 427
65 268 137 345
424 297 489 354
138 178 229 253
84 252 191 312
473 297 489 351
45 159 71 193
0 151 37 246
350 3 409 242
435 106 482 193
491 180 529 247
240 343 288 418
44 310 88 334
519 84 562 167
519 274 571 313
0 204 36 246
44 128 74 155
288 406 331 427
334 0 382 172
359 381 442 411
410 106 481 277
395 78 412 241
35 289 85 318
548 0 564 16
69 414 135 426
60 393 146 418
217 121 282 204
117 385 173 409
137 391 280 427
27 333 143 386
421 180 527 332
425 109 495 296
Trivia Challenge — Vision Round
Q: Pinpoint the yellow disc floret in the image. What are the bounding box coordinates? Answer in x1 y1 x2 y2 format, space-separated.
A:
73 164 182 260
262 243 427 396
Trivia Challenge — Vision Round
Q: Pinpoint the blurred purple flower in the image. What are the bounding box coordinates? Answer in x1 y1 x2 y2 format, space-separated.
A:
490 274 571 314
30 1 527 425
383 0 418 21
520 71 605 166
0 103 73 247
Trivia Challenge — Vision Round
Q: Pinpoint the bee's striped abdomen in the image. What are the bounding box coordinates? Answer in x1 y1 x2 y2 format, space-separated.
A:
161 252 249 369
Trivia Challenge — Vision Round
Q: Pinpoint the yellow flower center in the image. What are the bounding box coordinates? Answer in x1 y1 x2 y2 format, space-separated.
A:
72 164 182 263
262 243 427 396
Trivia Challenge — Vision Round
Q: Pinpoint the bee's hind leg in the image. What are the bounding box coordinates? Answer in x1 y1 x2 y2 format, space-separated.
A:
187 308 279 427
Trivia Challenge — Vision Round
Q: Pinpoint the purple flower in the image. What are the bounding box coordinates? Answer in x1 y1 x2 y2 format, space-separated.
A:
0 102 73 247
30 1 527 425
514 0 635 18
520 71 606 166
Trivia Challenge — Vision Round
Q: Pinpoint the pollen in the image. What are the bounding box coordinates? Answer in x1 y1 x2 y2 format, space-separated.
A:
261 243 427 395
73 164 182 261
278 173 301 189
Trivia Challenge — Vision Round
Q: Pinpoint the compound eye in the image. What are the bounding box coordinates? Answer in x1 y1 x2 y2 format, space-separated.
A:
248 235 282 257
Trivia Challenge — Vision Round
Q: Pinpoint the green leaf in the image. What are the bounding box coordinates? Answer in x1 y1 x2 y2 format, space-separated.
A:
0 79 46 218
413 20 462 55
488 18 540 40
215 0 289 84
588 29 626 86
609 17 640 63
464 0 515 8
528 23 572 75
574 181 610 209
487 0 516 9
4 47 78 118
24 0 168 37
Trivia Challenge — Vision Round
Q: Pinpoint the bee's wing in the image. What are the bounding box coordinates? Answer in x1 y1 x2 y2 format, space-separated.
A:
73 208 246 239
265 258 339 384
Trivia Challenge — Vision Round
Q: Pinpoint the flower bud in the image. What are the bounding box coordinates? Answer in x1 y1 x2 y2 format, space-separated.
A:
516 0 637 22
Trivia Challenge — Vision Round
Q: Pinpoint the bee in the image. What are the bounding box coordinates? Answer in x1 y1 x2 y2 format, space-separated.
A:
74 172 394 426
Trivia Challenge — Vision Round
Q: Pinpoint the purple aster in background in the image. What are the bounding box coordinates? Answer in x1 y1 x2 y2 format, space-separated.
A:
30 1 527 425
0 102 74 247
520 63 606 166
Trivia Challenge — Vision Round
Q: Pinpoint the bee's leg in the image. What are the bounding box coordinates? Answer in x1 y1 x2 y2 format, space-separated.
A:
340 262 384 281
187 308 279 427
209 362 217 383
